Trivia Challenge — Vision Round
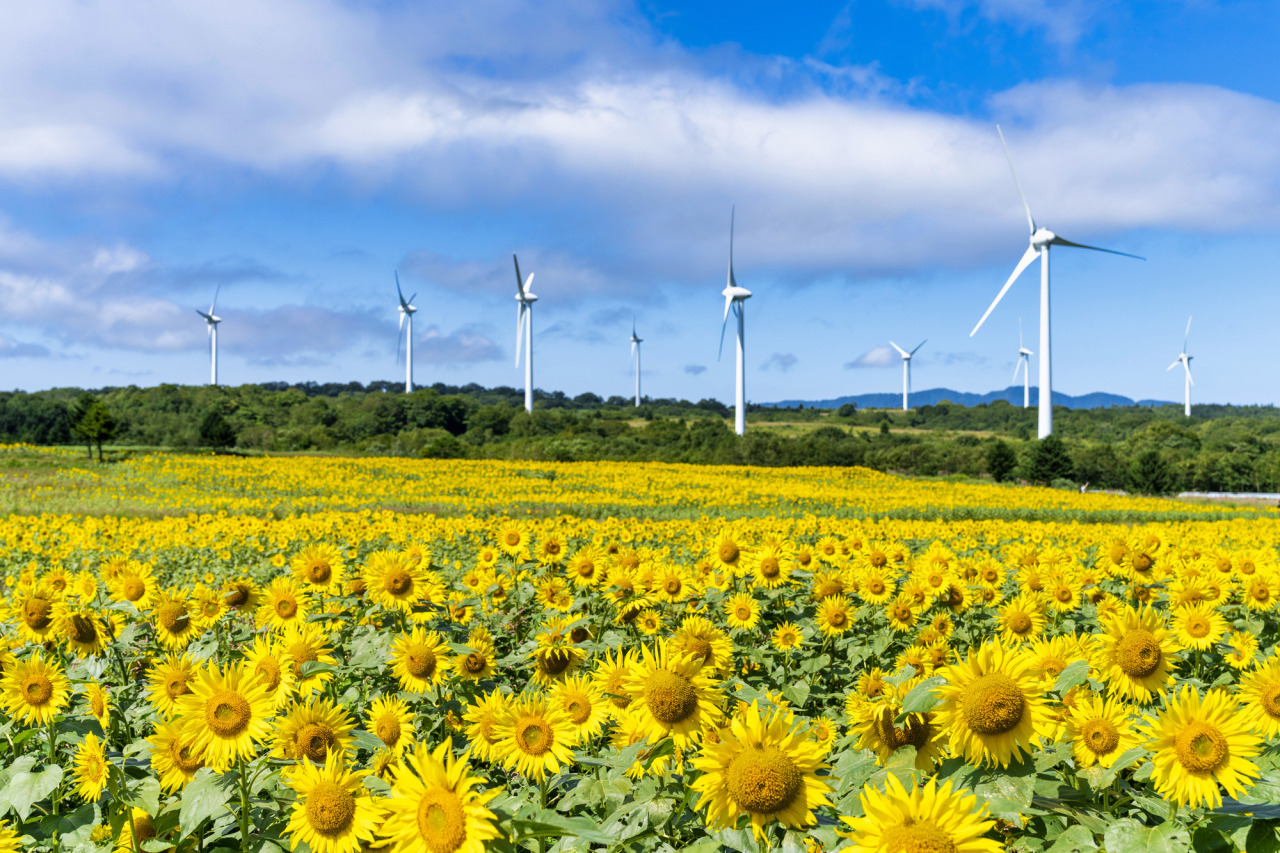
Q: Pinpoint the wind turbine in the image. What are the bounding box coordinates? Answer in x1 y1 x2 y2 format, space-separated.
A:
718 206 752 436
889 340 926 411
513 254 537 414
1013 318 1034 408
969 125 1144 438
630 319 643 407
195 285 221 386
1167 315 1194 417
395 273 417 393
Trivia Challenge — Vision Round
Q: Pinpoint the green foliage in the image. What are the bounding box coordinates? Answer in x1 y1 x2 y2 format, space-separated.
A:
985 439 1017 482
1024 435 1075 486
198 409 237 449
1129 450 1174 495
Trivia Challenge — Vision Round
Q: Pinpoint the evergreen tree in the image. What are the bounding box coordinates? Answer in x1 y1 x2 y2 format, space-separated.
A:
69 394 116 461
1129 450 1173 495
1024 435 1074 486
198 410 237 449
986 439 1017 483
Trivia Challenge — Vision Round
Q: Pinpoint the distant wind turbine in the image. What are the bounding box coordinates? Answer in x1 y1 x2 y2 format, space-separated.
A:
1167 315 1194 417
513 254 538 414
889 340 926 411
970 125 1144 438
718 206 752 436
195 285 222 386
630 319 643 407
395 273 417 393
1013 318 1034 408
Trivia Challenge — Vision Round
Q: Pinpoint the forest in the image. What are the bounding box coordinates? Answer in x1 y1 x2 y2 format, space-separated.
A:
3 380 1279 494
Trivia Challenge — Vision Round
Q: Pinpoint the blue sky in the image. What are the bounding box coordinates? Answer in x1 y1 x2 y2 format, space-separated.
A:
1 0 1278 405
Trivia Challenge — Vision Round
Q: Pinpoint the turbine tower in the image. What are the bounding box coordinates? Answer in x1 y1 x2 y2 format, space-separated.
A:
718 206 752 436
970 126 1144 439
395 272 417 393
513 254 538 414
1167 315 1194 418
195 285 221 386
1013 318 1033 408
889 340 926 411
630 319 643 407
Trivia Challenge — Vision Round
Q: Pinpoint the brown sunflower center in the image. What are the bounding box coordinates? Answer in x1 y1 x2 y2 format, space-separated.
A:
290 643 318 679
132 814 157 843
538 649 573 677
157 602 188 632
404 644 437 678
505 531 521 547
719 541 740 564
875 708 932 749
1261 684 1280 719
725 744 803 815
734 605 752 621
22 673 52 705
878 823 958 853
170 738 204 773
305 779 355 836
815 578 844 598
605 672 631 709
759 557 780 579
827 609 848 628
165 672 191 700
416 789 468 853
296 722 336 764
1055 587 1073 603
123 577 146 601
563 695 591 725
684 637 714 664
1131 553 1154 573
1174 721 1229 773
892 603 912 622
385 569 412 596
22 598 52 630
90 691 107 719
1185 616 1210 639
224 585 248 607
274 596 297 618
1081 718 1120 756
1116 630 1162 678
1007 612 1033 635
868 579 887 596
69 614 98 645
375 715 402 747
205 690 252 738
462 652 487 675
305 561 332 584
869 552 888 568
644 669 697 725
516 717 554 755
960 673 1026 736
255 657 282 691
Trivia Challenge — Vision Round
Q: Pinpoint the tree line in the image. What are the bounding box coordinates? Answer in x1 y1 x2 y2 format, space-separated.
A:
6 381 1280 494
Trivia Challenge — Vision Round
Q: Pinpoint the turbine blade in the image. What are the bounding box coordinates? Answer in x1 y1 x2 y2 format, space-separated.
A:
513 254 525 297
889 340 907 358
1049 236 1145 260
728 205 736 289
399 311 406 333
631 340 636 358
408 293 417 306
210 283 221 315
718 302 731 361
395 271 406 307
970 244 1039 337
996 125 1035 234
515 303 525 367
1184 315 1192 350
1184 363 1194 386
1012 358 1022 385
1167 358 1181 371
524 273 535 294
396 321 403 364
910 339 927 356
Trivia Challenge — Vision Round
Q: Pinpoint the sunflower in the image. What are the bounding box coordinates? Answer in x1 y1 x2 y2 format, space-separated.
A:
636 609 663 635
852 694 945 771
691 701 833 841
750 542 794 589
724 593 761 631
116 808 161 853
495 522 530 558
856 668 889 701
463 689 512 763
1064 694 1141 769
281 622 338 698
858 569 895 606
152 589 200 649
885 595 918 633
455 637 496 682
652 565 700 604
714 530 747 574
363 550 428 613
669 616 734 673
816 596 854 638
934 640 1048 768
148 653 199 719
1142 685 1261 808
771 622 803 652
284 751 381 853
565 547 604 587
379 741 502 853
368 695 415 754
257 577 311 632
113 566 157 609
86 682 110 728
190 585 226 629
174 662 275 772
389 628 452 693
72 732 108 801
592 647 637 719
149 719 206 791
1224 630 1258 670
12 582 59 645
1242 574 1279 612
1095 604 1180 703
810 570 846 601
243 635 296 711
53 601 108 656
997 593 1045 645
3 653 70 726
1239 654 1280 738
222 577 259 612
1172 601 1227 651
291 542 347 594
275 697 358 765
549 674 610 741
490 694 578 781
622 642 721 749
839 774 1000 853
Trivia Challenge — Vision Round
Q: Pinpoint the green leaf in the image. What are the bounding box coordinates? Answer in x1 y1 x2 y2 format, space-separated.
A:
351 730 387 753
1054 659 1092 694
511 812 615 845
1246 821 1280 853
1046 825 1098 853
1103 818 1191 853
0 760 62 821
125 775 163 817
299 660 338 678
885 665 917 686
974 760 1036 824
179 767 237 838
780 680 810 708
897 675 946 717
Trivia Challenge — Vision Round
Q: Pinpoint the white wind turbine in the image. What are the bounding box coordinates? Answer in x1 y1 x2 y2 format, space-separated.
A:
889 340 926 411
630 319 643 407
513 254 538 414
195 285 222 386
395 272 417 393
970 126 1144 438
718 206 752 436
1167 315 1194 417
1013 318 1034 408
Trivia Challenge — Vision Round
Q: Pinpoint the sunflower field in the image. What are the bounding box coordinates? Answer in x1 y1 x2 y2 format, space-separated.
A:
0 447 1279 853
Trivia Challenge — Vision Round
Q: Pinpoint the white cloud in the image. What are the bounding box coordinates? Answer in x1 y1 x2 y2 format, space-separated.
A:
845 346 896 368
761 352 798 372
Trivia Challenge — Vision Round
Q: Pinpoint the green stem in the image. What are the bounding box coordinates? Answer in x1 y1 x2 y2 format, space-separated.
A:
538 775 549 853
46 716 60 817
238 756 252 853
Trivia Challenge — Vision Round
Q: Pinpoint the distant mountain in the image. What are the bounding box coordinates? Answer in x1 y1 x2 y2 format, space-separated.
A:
767 386 1179 410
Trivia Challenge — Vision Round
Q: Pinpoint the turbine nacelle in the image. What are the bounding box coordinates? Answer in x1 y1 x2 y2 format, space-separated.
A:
196 309 221 326
1019 347 1033 356
515 291 539 304
1030 228 1056 249
722 285 753 301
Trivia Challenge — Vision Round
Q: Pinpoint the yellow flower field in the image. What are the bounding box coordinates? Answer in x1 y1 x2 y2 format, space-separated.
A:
0 446 1275 852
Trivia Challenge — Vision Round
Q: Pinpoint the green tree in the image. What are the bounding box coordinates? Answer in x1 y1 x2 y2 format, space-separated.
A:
70 395 116 462
985 439 1017 482
1024 435 1074 486
1129 450 1173 495
198 409 237 449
